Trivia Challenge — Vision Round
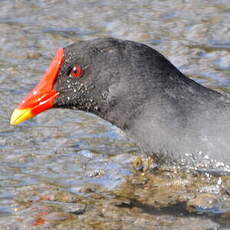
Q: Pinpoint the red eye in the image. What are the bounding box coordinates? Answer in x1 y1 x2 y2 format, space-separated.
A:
70 65 83 78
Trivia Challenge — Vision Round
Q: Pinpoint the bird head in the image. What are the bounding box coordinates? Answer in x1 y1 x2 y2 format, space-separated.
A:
10 38 141 126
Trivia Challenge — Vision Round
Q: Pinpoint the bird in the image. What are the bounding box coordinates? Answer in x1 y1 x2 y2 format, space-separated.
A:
10 37 230 169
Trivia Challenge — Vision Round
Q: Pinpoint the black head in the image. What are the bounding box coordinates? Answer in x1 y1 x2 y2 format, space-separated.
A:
53 37 175 128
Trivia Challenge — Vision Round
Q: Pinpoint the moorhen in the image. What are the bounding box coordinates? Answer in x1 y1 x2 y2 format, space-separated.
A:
10 38 230 166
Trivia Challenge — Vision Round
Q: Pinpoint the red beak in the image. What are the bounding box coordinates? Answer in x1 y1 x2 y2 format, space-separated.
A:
10 48 64 125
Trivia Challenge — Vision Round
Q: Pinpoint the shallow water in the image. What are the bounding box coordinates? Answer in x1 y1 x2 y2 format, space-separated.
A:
0 0 230 229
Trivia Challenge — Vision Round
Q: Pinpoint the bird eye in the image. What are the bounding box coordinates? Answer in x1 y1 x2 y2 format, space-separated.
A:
69 65 83 78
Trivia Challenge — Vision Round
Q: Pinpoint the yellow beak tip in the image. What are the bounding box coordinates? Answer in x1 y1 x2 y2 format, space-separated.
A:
10 108 34 125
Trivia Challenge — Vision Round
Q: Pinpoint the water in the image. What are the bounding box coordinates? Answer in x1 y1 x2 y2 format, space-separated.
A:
0 0 229 229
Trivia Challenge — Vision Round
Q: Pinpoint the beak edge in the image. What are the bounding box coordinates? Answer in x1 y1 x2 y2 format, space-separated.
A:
10 108 34 125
